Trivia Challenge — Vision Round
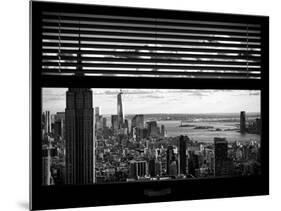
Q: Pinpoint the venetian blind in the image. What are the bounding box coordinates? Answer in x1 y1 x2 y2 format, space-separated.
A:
41 11 261 79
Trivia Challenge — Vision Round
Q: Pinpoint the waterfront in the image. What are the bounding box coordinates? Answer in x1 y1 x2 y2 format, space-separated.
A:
157 119 260 143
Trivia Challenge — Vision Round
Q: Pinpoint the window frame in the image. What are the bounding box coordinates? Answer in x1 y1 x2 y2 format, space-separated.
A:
30 1 269 210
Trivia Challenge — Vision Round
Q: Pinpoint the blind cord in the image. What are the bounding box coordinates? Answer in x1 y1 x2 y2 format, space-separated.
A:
155 18 157 72
246 25 249 78
58 15 61 73
78 18 81 73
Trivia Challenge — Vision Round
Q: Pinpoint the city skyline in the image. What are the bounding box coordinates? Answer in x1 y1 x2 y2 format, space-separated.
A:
42 88 261 115
41 88 261 185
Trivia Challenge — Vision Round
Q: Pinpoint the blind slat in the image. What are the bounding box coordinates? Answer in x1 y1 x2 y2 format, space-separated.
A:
43 28 260 42
42 35 261 49
42 68 260 78
43 22 260 37
42 13 261 30
42 56 261 66
42 49 260 60
43 43 261 55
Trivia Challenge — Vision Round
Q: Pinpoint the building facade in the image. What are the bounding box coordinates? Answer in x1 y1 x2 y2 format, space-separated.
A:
178 135 187 175
214 137 228 176
117 91 124 129
240 111 246 133
65 88 94 185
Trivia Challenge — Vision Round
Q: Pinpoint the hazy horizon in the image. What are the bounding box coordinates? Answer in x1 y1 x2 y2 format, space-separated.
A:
42 111 261 116
42 88 261 115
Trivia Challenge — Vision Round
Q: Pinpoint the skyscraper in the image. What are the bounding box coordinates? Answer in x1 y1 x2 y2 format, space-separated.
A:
124 119 129 135
131 115 144 129
129 160 147 179
214 137 228 176
117 90 124 129
94 107 101 131
155 160 162 176
42 148 51 185
188 151 199 176
111 115 118 134
147 121 158 137
65 88 94 185
148 159 156 177
55 112 65 139
131 115 145 140
161 125 167 137
256 118 261 134
44 110 52 134
53 120 63 138
178 135 187 175
102 117 107 129
55 112 65 122
169 160 178 177
240 111 246 133
166 145 175 176
94 107 100 122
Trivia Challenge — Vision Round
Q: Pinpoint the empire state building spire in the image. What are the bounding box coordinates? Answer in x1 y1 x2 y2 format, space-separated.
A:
117 90 124 129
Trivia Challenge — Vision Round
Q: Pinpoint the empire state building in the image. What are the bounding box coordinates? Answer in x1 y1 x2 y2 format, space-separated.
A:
65 88 94 184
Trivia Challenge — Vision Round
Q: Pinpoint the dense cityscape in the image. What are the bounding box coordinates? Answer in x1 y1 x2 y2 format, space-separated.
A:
42 89 261 185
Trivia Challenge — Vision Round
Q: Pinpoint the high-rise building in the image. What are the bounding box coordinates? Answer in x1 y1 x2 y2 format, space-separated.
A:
42 148 51 185
111 115 118 134
240 111 246 133
147 121 158 137
51 114 56 132
53 120 63 138
155 160 162 176
148 159 156 177
44 111 52 134
65 88 94 185
50 164 65 185
42 112 45 129
129 160 147 179
188 151 199 176
169 160 178 177
214 137 228 176
94 107 100 131
55 112 65 139
157 126 161 136
166 145 176 176
178 135 187 175
102 117 107 129
95 107 100 121
55 112 65 122
131 115 144 130
131 115 145 140
96 118 103 131
134 129 145 141
256 118 261 134
161 125 167 137
117 90 124 129
124 119 129 134
95 107 100 116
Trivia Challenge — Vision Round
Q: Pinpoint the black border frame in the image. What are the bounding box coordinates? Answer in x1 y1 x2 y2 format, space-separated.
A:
30 1 269 210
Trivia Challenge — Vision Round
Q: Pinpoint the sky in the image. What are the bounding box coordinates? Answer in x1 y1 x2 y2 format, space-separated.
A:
42 88 260 115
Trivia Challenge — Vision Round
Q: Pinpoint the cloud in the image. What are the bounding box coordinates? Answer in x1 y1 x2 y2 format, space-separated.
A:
230 90 260 97
249 91 261 96
143 94 164 99
93 89 154 95
42 88 66 100
92 89 219 100
42 88 260 114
